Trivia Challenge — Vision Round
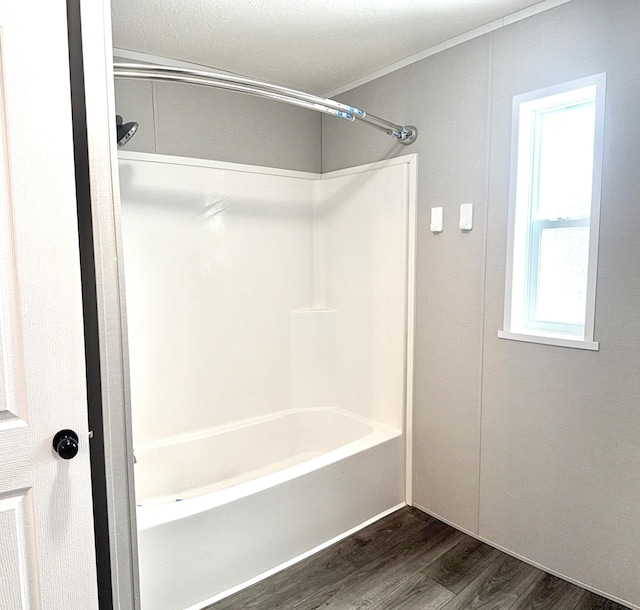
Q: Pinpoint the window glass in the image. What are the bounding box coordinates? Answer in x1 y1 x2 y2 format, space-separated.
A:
500 74 605 349
535 226 589 326
534 101 596 221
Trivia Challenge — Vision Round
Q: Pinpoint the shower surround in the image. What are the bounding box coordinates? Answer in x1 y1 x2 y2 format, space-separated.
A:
118 151 416 610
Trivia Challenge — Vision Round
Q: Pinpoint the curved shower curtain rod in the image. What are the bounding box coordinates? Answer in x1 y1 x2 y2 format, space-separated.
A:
113 63 418 145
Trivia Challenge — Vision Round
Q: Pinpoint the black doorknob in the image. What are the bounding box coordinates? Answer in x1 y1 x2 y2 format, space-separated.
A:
53 429 79 460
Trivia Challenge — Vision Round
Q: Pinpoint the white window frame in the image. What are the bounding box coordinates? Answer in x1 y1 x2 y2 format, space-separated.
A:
499 73 606 351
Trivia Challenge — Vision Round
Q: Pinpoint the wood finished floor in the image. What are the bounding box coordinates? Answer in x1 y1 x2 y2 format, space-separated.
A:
206 507 631 610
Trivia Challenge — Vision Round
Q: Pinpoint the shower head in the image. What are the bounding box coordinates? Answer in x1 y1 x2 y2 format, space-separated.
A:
116 115 138 147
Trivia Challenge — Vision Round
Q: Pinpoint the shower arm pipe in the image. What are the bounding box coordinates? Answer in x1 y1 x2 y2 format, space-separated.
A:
113 63 418 144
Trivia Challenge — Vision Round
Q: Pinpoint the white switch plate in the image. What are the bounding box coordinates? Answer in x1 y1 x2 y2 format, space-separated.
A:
430 207 443 233
460 203 473 231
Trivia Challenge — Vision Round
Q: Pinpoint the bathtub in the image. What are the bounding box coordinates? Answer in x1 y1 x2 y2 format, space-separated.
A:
135 408 405 610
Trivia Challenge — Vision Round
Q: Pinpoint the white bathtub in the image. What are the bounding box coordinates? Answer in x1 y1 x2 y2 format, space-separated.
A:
135 408 404 610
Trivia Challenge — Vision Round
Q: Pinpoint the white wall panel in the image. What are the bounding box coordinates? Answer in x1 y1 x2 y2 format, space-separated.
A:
290 310 338 410
317 163 413 430
119 155 315 445
120 153 414 449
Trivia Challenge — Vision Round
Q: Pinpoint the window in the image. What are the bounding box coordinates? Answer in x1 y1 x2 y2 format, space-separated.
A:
499 74 606 350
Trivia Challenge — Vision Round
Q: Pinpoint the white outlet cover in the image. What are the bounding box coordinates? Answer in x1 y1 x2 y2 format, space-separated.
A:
460 203 473 231
430 207 443 233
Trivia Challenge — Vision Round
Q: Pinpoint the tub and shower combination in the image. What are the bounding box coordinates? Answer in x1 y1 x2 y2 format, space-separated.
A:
119 151 416 610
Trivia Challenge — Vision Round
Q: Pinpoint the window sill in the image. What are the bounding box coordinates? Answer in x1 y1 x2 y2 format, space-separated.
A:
498 330 599 351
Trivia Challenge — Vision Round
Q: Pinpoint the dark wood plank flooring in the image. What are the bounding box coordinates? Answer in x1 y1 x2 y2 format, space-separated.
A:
206 507 631 610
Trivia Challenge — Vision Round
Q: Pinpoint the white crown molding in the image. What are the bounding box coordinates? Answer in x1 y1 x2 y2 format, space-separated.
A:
324 0 574 97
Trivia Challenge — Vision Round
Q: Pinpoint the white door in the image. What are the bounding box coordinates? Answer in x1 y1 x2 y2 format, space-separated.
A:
0 0 100 608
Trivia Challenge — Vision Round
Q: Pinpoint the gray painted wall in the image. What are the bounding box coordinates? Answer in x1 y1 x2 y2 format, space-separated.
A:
114 74 322 172
323 0 640 606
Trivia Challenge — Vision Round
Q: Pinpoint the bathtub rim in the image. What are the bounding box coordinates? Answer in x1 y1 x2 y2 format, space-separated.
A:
135 406 401 530
134 405 375 452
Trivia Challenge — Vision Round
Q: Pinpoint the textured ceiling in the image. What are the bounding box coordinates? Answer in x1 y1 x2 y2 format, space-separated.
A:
111 0 555 94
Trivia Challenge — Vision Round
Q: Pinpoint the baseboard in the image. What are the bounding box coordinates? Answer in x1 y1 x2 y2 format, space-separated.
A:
412 503 638 610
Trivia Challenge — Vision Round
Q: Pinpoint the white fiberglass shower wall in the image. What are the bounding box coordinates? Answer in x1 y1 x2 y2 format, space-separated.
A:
119 151 416 609
120 157 315 442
